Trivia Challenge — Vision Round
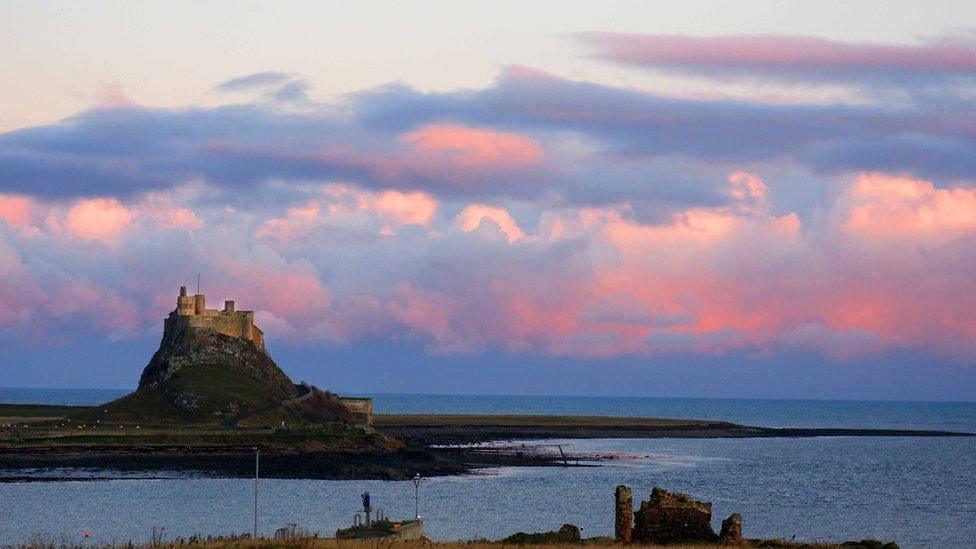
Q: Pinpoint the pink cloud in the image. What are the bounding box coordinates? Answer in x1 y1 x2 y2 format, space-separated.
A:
373 190 437 227
256 186 439 243
41 281 141 337
401 124 543 169
65 198 135 241
1 168 974 363
0 195 34 227
839 173 976 237
93 82 134 108
726 171 768 212
453 204 525 242
255 200 321 242
137 193 204 230
387 283 462 350
579 33 976 76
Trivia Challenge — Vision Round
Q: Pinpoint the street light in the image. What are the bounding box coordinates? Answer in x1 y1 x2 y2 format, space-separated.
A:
412 473 422 519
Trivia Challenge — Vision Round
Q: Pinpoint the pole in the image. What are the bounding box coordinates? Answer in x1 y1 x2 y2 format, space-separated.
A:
253 448 259 538
413 473 421 519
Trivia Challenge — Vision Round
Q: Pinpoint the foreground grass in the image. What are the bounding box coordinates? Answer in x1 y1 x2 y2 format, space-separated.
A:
9 537 897 549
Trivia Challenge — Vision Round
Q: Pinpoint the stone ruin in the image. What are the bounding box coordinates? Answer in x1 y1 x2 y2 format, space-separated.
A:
501 524 581 544
615 486 742 545
720 513 743 544
614 486 633 543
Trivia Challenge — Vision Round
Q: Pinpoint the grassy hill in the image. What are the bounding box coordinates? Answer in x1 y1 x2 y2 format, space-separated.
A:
75 329 352 427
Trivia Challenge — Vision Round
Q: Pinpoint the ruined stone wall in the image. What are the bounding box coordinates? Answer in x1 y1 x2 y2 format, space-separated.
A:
632 487 718 545
339 397 374 426
719 513 742 544
615 485 633 543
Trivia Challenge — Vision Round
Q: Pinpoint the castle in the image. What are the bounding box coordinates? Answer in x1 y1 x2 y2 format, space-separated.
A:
163 286 265 350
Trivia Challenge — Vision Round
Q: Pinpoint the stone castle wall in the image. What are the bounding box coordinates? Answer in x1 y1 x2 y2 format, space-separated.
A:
166 286 265 350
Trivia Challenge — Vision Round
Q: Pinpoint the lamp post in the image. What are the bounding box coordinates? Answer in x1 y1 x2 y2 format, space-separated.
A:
412 473 422 519
253 447 260 539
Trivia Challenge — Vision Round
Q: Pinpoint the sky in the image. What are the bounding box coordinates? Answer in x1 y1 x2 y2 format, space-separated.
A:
1 1 976 400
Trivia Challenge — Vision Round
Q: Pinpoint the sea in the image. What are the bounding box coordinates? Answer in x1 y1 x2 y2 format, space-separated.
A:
2 388 975 549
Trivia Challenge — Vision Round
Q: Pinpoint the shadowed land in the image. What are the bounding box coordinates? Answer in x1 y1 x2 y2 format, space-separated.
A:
2 404 971 481
372 413 975 445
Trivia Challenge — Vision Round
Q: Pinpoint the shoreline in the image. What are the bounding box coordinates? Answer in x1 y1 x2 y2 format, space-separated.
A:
0 444 602 482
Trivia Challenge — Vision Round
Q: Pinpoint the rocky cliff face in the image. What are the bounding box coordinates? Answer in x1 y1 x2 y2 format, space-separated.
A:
139 328 295 397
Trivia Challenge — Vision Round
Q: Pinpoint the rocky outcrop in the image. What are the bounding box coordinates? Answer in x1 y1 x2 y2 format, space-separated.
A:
719 513 743 545
633 487 719 544
139 325 294 397
501 524 581 544
87 319 347 425
615 485 633 543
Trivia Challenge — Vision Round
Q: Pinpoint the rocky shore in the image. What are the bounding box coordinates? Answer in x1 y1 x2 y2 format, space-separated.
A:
0 441 600 482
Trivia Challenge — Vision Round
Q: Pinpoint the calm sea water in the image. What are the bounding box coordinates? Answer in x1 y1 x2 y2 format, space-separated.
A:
2 389 975 548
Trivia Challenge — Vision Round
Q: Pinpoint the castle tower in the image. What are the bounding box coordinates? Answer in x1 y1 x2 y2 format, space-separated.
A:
177 286 195 315
167 286 265 351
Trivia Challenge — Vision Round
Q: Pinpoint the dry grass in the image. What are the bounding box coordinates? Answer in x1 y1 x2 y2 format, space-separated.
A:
9 538 884 549
9 540 716 549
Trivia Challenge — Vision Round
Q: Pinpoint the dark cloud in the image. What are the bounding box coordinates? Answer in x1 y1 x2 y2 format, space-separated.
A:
212 71 296 93
1 67 973 207
266 79 312 104
575 33 976 86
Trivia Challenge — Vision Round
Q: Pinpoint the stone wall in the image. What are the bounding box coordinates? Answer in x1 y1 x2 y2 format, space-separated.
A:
719 513 743 544
615 485 633 543
165 288 265 350
614 486 898 547
339 397 374 426
632 487 718 545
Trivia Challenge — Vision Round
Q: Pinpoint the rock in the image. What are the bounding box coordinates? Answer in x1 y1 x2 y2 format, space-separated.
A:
632 487 718 545
140 326 294 397
501 524 581 544
615 485 633 543
77 291 355 426
840 541 900 549
719 513 743 544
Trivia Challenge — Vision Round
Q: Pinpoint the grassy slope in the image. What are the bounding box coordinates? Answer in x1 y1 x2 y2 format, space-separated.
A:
0 404 90 417
78 362 285 424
